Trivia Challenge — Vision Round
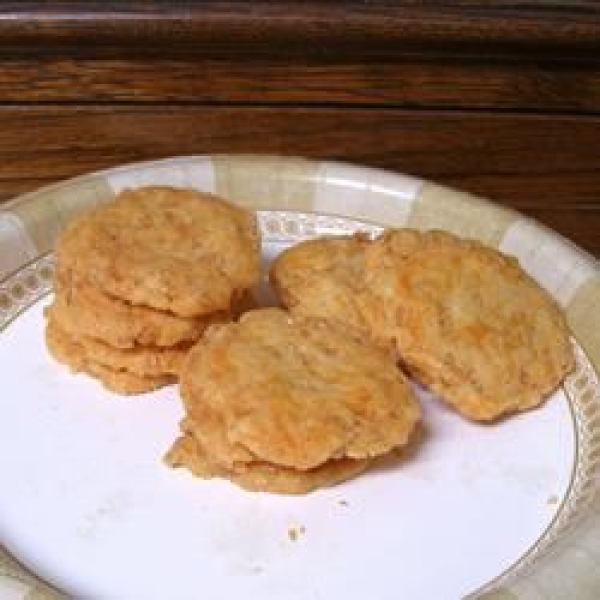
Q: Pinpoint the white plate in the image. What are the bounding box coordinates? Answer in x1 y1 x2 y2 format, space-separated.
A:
1 156 599 600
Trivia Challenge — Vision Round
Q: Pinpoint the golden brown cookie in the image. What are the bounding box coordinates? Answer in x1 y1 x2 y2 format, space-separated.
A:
45 319 175 394
83 363 175 395
46 313 186 376
176 308 420 473
48 273 229 349
55 186 260 317
270 234 381 342
363 229 575 421
58 322 187 378
166 433 371 495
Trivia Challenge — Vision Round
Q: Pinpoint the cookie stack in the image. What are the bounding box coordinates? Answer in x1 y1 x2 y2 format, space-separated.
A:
166 308 421 494
45 186 260 394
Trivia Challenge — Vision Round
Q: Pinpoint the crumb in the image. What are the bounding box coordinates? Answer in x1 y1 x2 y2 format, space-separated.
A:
288 525 305 541
339 499 349 507
547 494 559 505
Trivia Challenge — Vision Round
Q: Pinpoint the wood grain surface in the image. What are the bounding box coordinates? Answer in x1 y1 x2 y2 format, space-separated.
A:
0 1 597 255
1 58 600 113
1 1 599 59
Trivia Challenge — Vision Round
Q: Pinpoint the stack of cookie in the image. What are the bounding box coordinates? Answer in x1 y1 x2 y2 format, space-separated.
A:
45 186 260 394
166 308 421 494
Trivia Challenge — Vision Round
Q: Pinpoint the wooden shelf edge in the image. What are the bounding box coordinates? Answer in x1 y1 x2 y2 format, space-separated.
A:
1 2 600 59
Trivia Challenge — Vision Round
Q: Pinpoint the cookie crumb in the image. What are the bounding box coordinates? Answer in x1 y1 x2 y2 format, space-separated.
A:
339 499 349 507
547 494 559 505
288 525 305 541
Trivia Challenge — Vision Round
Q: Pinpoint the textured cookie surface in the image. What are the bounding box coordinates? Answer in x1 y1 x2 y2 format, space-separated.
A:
270 234 382 342
166 433 371 495
55 186 260 316
45 319 175 394
363 229 575 420
177 308 420 471
50 315 188 377
49 273 228 349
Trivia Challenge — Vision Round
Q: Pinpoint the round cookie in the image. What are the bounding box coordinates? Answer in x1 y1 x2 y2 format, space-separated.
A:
83 363 175 395
55 186 260 317
177 308 420 472
45 319 175 394
46 314 186 376
48 274 228 349
363 229 575 421
166 433 371 495
270 234 382 343
58 323 188 376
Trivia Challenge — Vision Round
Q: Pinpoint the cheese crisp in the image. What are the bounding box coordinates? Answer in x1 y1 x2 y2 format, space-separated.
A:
45 319 176 394
45 186 260 393
55 186 260 317
167 308 420 493
365 230 574 421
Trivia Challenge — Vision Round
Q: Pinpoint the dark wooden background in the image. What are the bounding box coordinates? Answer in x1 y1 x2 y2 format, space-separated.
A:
0 1 598 255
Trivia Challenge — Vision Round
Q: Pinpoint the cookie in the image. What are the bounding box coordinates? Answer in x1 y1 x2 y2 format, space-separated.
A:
55 186 260 317
83 363 175 395
48 273 229 349
270 234 381 342
45 319 175 394
64 324 186 379
363 229 575 421
176 308 420 472
166 433 371 495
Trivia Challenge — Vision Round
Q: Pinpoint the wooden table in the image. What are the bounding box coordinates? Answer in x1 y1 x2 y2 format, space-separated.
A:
0 1 598 256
